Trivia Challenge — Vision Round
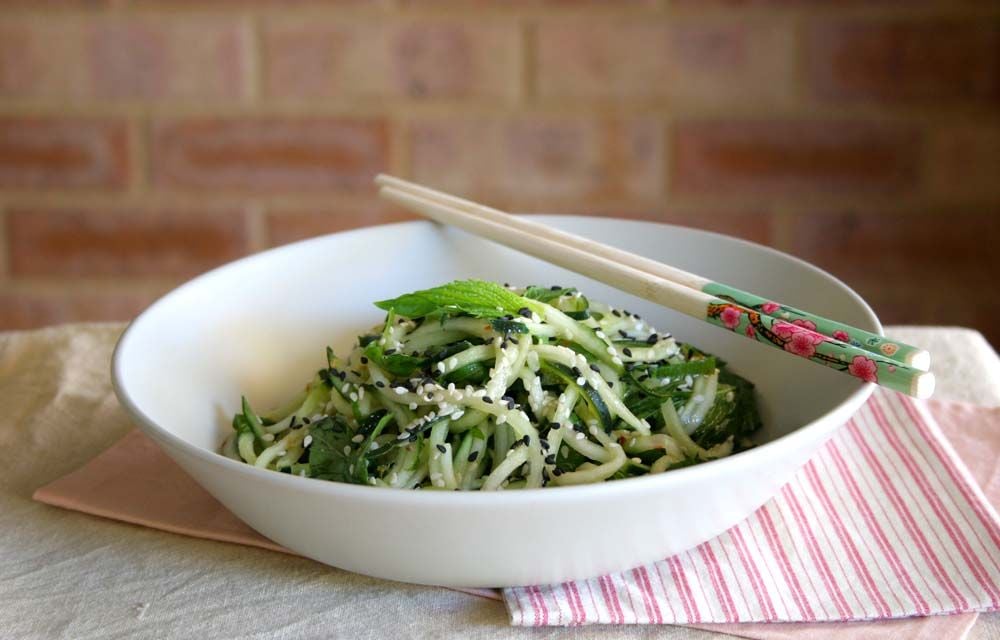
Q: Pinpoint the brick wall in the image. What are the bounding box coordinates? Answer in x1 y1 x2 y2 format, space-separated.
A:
0 2 998 345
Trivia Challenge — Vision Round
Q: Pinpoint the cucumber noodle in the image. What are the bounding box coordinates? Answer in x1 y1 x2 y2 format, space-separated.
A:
222 280 762 490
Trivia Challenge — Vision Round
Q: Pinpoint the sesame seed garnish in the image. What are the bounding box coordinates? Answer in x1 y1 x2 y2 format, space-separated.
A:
623 347 633 357
482 396 494 404
518 307 531 318
631 457 642 465
540 438 550 450
360 356 369 364
575 432 585 440
467 451 479 462
612 309 621 317
349 392 359 402
302 417 311 425
544 454 556 465
375 380 385 388
646 333 658 345
521 435 531 446
408 402 418 410
394 386 408 395
589 364 601 373
303 435 313 447
553 468 563 476
436 444 447 454
343 445 352 455
351 434 364 443
612 357 623 366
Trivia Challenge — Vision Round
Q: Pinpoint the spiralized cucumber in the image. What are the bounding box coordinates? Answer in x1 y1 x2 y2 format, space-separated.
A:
225 280 762 489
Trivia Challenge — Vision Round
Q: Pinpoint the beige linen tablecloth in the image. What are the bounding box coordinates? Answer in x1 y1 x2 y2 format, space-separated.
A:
1 324 998 640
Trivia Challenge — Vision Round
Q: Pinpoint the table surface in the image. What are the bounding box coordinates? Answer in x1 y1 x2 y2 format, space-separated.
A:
0 325 997 640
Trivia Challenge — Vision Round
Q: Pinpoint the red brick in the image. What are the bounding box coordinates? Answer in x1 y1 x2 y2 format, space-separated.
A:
806 19 1000 104
671 120 920 196
265 207 420 247
151 118 388 192
787 210 999 285
262 21 519 100
928 124 1000 201
0 291 157 330
410 117 663 201
0 118 129 190
536 21 794 105
0 18 250 101
6 209 251 278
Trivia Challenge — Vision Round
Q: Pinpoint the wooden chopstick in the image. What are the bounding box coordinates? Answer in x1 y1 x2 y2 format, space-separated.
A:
376 174 930 373
376 179 934 399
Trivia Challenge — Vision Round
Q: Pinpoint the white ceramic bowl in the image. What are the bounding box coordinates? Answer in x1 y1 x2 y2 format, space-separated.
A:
112 217 878 588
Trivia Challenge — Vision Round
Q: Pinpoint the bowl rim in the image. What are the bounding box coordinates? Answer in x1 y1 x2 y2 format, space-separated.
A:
111 215 879 506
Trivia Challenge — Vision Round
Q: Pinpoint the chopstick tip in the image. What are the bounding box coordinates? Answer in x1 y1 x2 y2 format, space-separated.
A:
907 349 931 372
911 371 936 400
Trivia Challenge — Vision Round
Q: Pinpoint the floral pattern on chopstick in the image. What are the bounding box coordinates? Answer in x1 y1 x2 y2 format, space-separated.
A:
701 283 914 367
706 301 884 386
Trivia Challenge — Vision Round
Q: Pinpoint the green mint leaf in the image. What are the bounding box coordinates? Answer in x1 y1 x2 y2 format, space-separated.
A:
375 280 529 319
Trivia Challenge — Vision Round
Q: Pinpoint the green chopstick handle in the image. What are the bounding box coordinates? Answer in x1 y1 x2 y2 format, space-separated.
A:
704 297 934 399
702 282 929 371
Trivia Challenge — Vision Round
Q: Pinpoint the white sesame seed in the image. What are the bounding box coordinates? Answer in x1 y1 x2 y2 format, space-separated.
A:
447 357 458 368
436 362 446 373
575 432 586 440
612 357 623 366
303 435 313 447
447 382 456 392
394 386 408 395
351 434 364 443
409 402 418 410
576 376 586 386
349 392 359 402
606 346 616 355
595 330 607 339
631 457 642 465
358 387 365 400
343 445 351 455
262 433 274 442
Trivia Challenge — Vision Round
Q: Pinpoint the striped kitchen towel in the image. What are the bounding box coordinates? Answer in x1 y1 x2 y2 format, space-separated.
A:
505 388 1000 626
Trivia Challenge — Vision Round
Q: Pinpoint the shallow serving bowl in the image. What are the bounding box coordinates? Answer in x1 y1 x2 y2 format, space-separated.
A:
111 216 878 588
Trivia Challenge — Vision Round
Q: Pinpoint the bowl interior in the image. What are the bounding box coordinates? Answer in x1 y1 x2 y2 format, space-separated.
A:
115 217 879 458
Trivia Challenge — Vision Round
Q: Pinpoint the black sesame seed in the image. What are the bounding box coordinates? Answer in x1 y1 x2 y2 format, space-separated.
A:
545 454 556 465
550 285 561 290
608 381 614 388
540 438 550 450
360 356 369 364
552 468 563 476
384 348 396 355
288 416 298 430
436 444 447 454
542 468 550 482
467 451 479 462
482 396 494 404
623 347 633 357
550 422 561 430
589 364 601 373
646 333 658 345
571 366 581 376
501 340 508 349
337 371 347 380
518 307 532 318
351 370 362 377
634 314 642 320
375 380 385 388
618 329 629 338
522 435 531 446
397 318 406 324
426 393 434 400
302 417 311 424
504 282 511 288
509 337 519 345
503 314 513 321
612 309 622 317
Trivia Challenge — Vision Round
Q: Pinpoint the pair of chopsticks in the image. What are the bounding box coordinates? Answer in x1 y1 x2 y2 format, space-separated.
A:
375 174 934 400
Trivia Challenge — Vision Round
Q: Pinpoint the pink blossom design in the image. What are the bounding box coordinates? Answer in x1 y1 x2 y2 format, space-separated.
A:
772 320 826 358
784 330 825 358
720 306 742 330
792 319 817 331
745 324 756 338
848 355 879 383
761 301 780 314
832 329 850 342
